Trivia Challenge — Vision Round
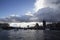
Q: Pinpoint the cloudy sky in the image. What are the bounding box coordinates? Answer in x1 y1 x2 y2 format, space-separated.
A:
0 0 35 17
0 0 60 22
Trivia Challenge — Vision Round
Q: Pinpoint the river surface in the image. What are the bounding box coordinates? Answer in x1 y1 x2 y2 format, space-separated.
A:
0 29 60 40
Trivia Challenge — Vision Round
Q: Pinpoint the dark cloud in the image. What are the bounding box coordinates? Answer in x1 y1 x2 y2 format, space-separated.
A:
45 0 60 9
34 0 60 22
53 0 60 4
0 15 33 22
45 0 60 4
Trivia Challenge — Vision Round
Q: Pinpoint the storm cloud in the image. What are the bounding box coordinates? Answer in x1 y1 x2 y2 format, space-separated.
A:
32 0 60 22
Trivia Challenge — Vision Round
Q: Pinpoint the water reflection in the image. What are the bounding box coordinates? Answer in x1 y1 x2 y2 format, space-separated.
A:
0 30 9 40
33 30 44 40
0 29 60 40
43 30 60 40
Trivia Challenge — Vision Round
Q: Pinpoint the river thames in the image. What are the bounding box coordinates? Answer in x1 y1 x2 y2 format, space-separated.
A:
0 29 60 40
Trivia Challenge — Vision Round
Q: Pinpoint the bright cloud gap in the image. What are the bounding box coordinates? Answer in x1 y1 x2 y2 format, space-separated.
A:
9 22 43 27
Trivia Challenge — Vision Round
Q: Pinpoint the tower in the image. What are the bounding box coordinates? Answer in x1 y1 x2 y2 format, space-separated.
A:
43 21 46 30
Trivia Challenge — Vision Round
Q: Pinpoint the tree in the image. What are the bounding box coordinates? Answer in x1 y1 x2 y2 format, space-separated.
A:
34 23 40 28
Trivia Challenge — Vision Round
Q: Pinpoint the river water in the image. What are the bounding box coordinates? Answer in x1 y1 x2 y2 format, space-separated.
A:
0 29 60 40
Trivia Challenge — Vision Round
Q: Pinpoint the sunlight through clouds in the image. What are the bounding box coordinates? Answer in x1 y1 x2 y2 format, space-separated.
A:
25 11 33 16
10 14 20 17
9 22 43 27
34 0 46 12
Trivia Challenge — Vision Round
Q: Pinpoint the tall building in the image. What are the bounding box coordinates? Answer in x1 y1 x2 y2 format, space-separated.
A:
43 21 46 29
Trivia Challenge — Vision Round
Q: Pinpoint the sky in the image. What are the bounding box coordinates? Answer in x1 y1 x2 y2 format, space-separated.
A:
0 0 35 18
0 0 60 22
0 0 60 27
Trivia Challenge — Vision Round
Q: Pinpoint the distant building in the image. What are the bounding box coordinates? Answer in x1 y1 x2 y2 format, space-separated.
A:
43 21 46 29
47 22 60 30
